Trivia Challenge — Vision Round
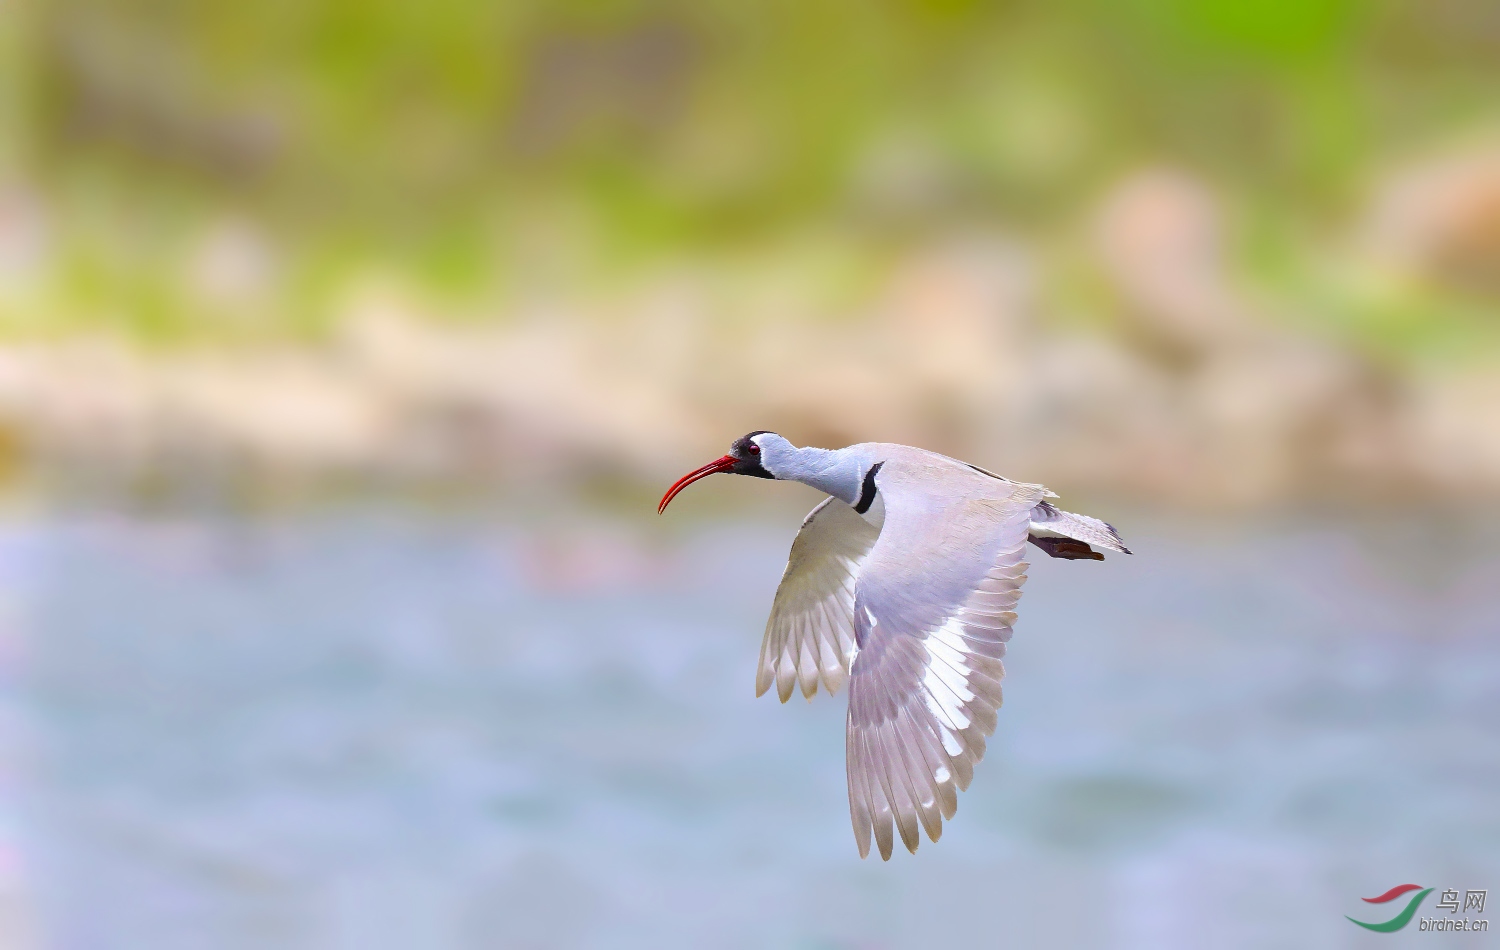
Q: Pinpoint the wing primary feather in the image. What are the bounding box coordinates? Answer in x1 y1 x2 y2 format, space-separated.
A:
846 711 872 859
813 599 844 691
776 642 797 703
876 719 922 854
859 727 896 861
966 695 1000 735
892 713 944 843
949 744 975 792
797 636 819 700
900 708 957 820
903 707 959 819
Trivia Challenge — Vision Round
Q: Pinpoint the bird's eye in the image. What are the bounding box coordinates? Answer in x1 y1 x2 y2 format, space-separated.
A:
748 443 760 454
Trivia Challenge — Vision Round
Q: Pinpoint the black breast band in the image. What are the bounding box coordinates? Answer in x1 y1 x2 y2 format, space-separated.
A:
854 462 884 514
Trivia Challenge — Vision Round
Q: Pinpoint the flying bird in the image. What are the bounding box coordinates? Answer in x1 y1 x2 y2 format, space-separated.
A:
658 431 1131 859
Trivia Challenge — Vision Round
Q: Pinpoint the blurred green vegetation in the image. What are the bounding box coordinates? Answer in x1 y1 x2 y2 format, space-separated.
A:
3 0 1498 355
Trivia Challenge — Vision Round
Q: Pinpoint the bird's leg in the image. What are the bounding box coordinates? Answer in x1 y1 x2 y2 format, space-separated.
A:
1027 535 1105 560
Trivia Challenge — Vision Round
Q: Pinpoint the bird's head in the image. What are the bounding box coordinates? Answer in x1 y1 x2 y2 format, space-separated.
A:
658 430 787 513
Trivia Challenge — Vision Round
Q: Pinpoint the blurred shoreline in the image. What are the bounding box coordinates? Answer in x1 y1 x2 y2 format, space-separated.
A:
2 164 1498 508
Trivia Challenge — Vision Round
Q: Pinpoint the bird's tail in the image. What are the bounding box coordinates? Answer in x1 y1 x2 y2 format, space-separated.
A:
1027 501 1131 559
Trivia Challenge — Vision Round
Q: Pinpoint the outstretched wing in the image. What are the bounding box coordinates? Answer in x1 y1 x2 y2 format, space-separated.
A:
845 464 1043 859
758 497 880 701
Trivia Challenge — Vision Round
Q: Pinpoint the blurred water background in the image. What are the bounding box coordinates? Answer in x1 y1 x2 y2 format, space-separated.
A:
0 0 1497 947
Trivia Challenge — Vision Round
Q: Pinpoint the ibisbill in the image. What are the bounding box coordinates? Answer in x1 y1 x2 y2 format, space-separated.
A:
659 431 1131 860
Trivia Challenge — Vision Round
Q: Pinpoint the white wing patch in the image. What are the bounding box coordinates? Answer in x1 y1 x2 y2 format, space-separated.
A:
922 617 977 736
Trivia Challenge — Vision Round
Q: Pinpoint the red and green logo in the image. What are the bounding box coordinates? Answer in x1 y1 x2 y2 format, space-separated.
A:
1347 884 1433 932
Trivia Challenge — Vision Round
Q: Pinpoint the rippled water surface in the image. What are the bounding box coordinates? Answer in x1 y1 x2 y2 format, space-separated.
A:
7 504 1500 948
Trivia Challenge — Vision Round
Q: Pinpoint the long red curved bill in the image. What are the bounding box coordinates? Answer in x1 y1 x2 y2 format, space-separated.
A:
658 455 737 514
